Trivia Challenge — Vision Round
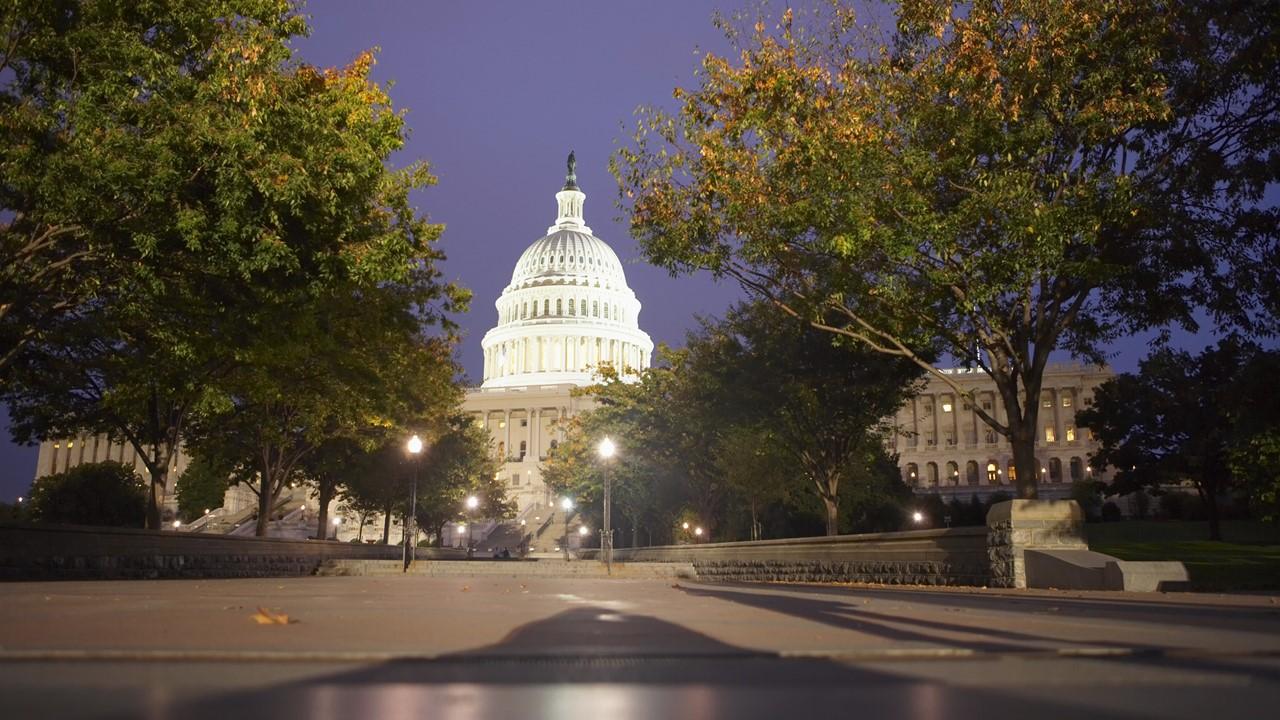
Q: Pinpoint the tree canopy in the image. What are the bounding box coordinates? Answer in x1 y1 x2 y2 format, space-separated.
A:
614 0 1279 498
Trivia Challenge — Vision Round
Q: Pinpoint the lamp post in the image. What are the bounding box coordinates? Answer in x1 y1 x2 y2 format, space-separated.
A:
560 496 573 561
597 437 616 574
404 434 424 572
465 495 479 559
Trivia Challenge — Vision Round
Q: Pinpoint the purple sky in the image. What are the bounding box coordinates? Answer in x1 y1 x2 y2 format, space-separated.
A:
0 1 1255 501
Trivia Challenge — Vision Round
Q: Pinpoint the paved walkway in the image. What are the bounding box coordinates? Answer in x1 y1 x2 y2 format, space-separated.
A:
3 576 1279 719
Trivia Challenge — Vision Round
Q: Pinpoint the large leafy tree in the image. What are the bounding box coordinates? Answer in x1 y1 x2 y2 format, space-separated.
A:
614 0 1279 498
681 302 920 535
1077 341 1270 540
3 2 466 529
28 461 147 527
0 1 304 378
413 414 510 547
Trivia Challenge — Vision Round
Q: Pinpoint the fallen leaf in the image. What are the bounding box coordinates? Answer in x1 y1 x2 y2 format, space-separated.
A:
461 585 470 592
251 607 293 625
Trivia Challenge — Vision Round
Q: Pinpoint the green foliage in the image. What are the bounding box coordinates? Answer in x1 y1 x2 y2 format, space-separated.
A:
175 454 235 522
28 461 146 527
1087 521 1280 591
413 413 511 543
1078 341 1276 539
544 301 921 539
2 1 468 531
614 0 1279 500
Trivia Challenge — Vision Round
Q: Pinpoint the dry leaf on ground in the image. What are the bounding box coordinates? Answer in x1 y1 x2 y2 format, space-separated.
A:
251 607 294 625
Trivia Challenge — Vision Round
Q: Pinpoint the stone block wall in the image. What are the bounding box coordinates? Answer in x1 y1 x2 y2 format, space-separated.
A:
0 523 403 581
986 499 1087 588
583 527 991 586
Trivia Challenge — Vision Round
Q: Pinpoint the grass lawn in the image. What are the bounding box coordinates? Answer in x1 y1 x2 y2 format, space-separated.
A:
1086 520 1280 592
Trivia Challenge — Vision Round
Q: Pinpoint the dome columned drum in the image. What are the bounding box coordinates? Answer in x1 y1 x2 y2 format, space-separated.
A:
480 166 653 389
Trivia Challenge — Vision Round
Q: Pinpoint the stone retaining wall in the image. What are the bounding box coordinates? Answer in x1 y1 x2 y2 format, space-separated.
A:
0 523 409 580
579 526 991 586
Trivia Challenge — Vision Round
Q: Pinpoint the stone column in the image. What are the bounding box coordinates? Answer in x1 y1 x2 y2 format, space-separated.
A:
986 499 1087 588
503 411 511 460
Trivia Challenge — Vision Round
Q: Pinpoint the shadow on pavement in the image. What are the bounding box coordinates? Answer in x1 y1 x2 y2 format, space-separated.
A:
105 606 1143 720
697 581 1280 637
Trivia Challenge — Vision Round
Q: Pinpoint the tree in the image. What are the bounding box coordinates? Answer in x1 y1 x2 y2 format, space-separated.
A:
681 302 921 535
615 0 1278 498
175 453 235 522
0 1 306 379
1227 349 1280 521
4 3 466 529
27 461 146 527
1077 341 1269 540
414 414 510 547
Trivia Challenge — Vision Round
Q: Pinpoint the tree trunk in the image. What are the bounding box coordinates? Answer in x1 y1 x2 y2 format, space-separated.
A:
381 501 392 544
1200 477 1222 541
822 494 839 536
146 473 162 530
315 479 334 541
1010 425 1040 500
255 472 273 537
749 498 760 541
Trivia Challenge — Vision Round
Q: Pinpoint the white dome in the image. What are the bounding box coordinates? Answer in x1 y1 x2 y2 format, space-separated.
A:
508 230 627 291
480 161 653 389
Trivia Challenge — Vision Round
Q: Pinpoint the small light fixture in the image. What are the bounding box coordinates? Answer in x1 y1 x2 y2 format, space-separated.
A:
682 522 690 530
172 520 181 529
520 519 527 526
466 495 479 510
407 434 424 455
561 497 573 511
332 517 341 526
598 437 616 459
694 527 704 537
578 526 589 536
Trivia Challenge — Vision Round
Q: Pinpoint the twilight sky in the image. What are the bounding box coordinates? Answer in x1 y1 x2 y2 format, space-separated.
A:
0 0 1245 500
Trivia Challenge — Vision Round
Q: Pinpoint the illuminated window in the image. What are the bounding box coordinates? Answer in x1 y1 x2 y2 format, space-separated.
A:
942 401 953 413
1065 425 1076 442
1042 397 1052 408
926 432 936 446
1061 394 1073 408
1045 426 1056 443
986 462 998 483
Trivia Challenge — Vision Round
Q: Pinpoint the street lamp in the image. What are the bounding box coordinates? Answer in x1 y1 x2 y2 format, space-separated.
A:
331 516 341 539
465 495 479 558
403 434 425 571
912 511 925 525
597 437 616 574
560 496 574 561
694 526 703 541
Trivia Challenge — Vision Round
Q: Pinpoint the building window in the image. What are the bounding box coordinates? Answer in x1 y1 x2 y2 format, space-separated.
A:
946 461 959 484
593 301 599 317
905 463 919 485
985 430 996 444
520 419 528 427
511 474 520 487
521 302 527 319
1061 393 1073 408
986 462 998 484
1070 457 1083 482
942 399 953 413
1065 425 1076 443
568 299 575 315
944 432 955 446
966 460 979 485
1042 397 1052 409
557 299 562 315
982 399 992 411
1044 426 1056 443
1049 457 1063 482
519 441 527 460
923 401 934 416
925 432 936 447
926 462 939 486
543 299 550 315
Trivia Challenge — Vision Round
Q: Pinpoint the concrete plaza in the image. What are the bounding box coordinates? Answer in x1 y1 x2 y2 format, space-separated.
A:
3 575 1280 719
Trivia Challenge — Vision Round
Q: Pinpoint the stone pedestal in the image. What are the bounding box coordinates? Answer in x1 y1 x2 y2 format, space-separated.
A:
986 499 1086 588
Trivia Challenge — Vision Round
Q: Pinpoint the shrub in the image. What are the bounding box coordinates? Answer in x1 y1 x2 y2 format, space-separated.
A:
1100 501 1123 522
28 462 147 527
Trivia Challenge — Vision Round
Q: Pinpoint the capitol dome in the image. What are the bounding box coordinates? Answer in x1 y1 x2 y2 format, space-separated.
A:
480 155 654 388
